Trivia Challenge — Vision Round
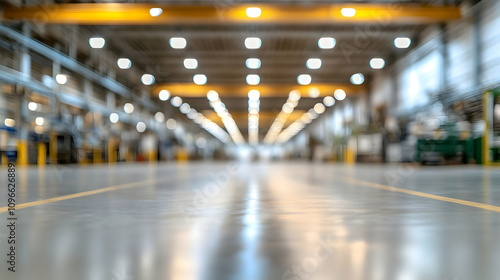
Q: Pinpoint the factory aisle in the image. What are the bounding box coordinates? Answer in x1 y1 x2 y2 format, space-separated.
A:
1 162 500 280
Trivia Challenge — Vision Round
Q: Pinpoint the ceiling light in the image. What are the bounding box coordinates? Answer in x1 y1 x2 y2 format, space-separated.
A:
323 96 335 107
350 73 364 85
159 90 170 101
370 58 385 69
149 8 163 17
297 74 311 85
166 119 177 130
187 109 198 119
306 58 322 70
109 113 119 123
341 8 356 17
318 37 336 49
314 103 326 114
117 58 131 69
246 7 261 18
28 102 38 111
154 112 165 122
171 96 183 107
248 90 260 100
282 103 293 114
245 37 261 49
308 87 320 98
170 37 187 49
55 74 67 85
193 74 207 85
183 58 198 69
124 103 134 113
35 117 44 126
394 37 411 48
4 118 15 127
141 74 155 85
246 74 260 85
246 58 261 69
180 103 191 114
136 122 146 133
89 37 105 49
207 90 219 101
334 89 346 100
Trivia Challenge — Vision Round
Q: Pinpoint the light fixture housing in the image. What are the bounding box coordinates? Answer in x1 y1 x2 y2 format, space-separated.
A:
193 74 207 85
170 37 187 49
183 58 198 69
246 58 261 69
306 58 322 70
318 37 336 49
246 74 260 85
117 58 132 69
394 37 411 48
141 74 155 85
245 37 262 49
89 37 105 49
370 58 385 69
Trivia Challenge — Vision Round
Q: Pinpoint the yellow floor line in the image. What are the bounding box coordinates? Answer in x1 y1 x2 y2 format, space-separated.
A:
346 178 500 213
0 178 162 213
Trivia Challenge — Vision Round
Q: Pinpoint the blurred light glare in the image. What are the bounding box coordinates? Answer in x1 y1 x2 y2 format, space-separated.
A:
89 37 105 48
350 73 364 85
183 58 198 69
166 118 177 130
149 8 163 17
245 37 261 49
246 58 261 69
308 87 320 98
109 113 119 123
159 90 170 101
136 122 146 133
246 7 261 18
246 74 260 85
283 103 293 114
28 102 38 111
170 37 187 49
141 74 155 85
154 112 165 122
306 58 322 69
318 37 336 49
394 37 411 48
341 8 356 17
193 74 207 85
55 74 67 85
323 96 335 107
334 89 347 100
35 117 44 126
314 103 326 114
207 90 219 101
180 103 191 114
297 74 311 85
248 90 260 100
196 137 208 148
171 96 183 107
4 118 15 127
117 58 131 69
187 109 198 119
289 90 301 101
124 103 134 113
370 58 385 69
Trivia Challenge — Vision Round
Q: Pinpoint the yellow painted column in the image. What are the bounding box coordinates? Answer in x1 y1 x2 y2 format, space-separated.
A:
37 142 46 166
49 132 57 164
16 139 28 165
148 150 157 162
482 91 491 165
93 149 102 164
108 139 116 163
1 153 7 166
126 149 134 162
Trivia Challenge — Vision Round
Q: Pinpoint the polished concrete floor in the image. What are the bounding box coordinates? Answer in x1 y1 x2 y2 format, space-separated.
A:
1 162 500 280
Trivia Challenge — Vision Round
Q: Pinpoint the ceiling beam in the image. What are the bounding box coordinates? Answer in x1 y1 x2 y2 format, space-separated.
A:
154 83 365 98
2 4 461 25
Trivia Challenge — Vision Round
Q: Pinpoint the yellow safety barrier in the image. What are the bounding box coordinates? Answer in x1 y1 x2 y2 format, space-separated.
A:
16 139 28 165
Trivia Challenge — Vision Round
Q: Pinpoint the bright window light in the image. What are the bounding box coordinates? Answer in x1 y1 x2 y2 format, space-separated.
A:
117 58 131 69
184 58 198 69
35 117 44 126
350 73 364 85
154 112 165 122
318 37 336 49
89 37 105 49
248 90 260 100
193 74 207 85
141 74 155 85
150 8 163 17
170 37 187 49
394 37 411 48
136 122 146 133
159 90 170 101
166 119 177 130
124 103 134 114
55 74 67 85
171 96 183 107
245 37 261 49
297 74 311 85
306 58 322 70
323 96 335 107
28 102 38 111
246 74 260 85
370 58 385 69
4 118 15 127
334 89 346 100
109 113 119 123
246 58 261 69
341 8 356 17
207 90 219 101
246 7 261 18
314 103 325 114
